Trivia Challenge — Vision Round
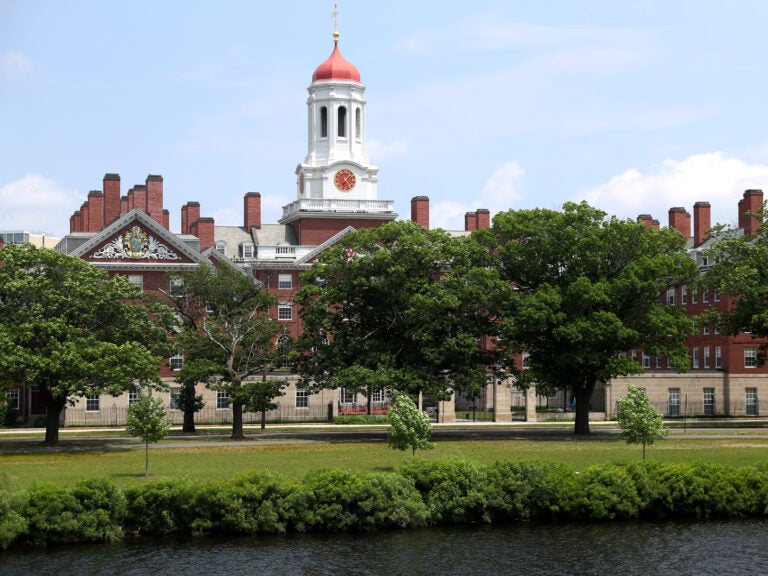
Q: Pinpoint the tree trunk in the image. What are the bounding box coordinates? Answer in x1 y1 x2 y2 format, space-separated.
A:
182 408 196 433
260 410 266 430
231 400 245 440
43 392 66 446
573 384 595 436
145 441 150 477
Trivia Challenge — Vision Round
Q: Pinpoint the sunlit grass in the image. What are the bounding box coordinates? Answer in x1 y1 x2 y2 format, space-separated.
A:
3 433 768 490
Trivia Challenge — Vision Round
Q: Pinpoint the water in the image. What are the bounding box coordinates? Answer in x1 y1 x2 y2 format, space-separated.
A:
3 520 767 576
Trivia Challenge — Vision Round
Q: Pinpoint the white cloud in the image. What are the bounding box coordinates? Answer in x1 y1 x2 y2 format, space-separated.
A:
1 50 36 80
431 161 526 230
580 152 768 227
0 175 83 238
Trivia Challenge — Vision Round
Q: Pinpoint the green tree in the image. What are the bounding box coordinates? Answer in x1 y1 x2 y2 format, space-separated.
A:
126 391 171 477
242 380 287 429
486 202 698 435
166 260 281 439
0 244 169 445
172 361 206 433
616 385 668 459
704 208 768 353
297 221 511 405
387 393 435 455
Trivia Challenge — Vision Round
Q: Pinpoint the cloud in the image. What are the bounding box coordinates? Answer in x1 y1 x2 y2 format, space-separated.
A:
580 152 768 227
431 161 526 230
1 50 37 80
0 175 83 238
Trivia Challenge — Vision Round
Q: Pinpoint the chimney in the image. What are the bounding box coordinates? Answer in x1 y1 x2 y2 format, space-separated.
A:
87 190 104 232
693 201 711 247
476 209 491 230
244 192 262 229
146 175 164 225
464 212 477 232
103 173 121 226
80 201 90 233
163 209 170 230
740 189 763 237
185 202 201 234
668 207 691 238
127 188 135 211
638 214 654 229
73 210 83 232
410 196 430 228
120 196 129 216
191 216 215 251
132 184 147 215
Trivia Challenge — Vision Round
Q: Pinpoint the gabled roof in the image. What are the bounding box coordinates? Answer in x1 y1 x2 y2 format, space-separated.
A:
295 226 358 265
69 209 204 269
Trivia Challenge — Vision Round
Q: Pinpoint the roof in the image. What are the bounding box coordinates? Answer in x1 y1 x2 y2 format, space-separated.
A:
312 43 361 83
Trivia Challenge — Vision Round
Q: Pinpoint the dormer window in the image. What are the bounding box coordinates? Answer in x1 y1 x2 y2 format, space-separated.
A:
215 241 226 255
240 242 255 259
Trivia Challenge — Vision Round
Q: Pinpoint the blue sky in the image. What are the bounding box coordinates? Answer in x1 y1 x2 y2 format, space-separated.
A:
3 0 768 239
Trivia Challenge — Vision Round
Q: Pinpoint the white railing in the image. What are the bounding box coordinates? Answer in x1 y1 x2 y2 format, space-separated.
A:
282 198 395 219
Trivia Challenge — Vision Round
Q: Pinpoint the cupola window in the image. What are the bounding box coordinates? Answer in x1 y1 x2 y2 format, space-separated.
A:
320 106 328 138
338 106 347 137
355 107 361 140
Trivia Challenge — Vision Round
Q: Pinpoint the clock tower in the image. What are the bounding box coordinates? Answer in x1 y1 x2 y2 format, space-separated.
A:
280 24 396 242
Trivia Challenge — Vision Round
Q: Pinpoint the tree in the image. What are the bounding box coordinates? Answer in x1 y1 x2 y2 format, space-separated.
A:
171 364 205 433
297 221 511 406
242 380 287 429
126 391 171 477
0 244 169 445
387 393 435 455
616 385 668 459
166 260 281 440
486 202 698 435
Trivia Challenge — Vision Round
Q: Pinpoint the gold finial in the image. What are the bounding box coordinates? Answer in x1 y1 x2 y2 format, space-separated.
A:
332 3 339 44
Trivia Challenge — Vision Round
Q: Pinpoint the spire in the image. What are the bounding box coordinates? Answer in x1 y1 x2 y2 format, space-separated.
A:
333 3 339 44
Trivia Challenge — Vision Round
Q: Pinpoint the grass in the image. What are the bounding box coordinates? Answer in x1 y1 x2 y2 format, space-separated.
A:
3 430 768 490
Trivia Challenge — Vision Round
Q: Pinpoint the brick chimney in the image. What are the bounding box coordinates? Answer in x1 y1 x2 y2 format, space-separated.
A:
72 210 83 233
183 202 201 235
120 196 128 216
693 201 711 247
127 188 135 211
638 214 654 229
739 189 763 237
465 212 477 232
80 201 90 232
668 207 691 238
190 216 215 251
103 173 121 226
410 196 430 228
87 190 104 232
244 192 262 230
163 209 170 230
132 184 147 215
146 175 164 226
476 209 491 230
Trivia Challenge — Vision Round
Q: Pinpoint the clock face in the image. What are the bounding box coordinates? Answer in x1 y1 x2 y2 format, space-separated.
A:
334 169 357 192
299 172 305 194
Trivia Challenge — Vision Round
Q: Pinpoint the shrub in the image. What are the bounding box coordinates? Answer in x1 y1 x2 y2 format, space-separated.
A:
69 478 126 542
21 483 83 545
0 486 27 549
334 415 389 425
573 464 642 520
124 478 190 535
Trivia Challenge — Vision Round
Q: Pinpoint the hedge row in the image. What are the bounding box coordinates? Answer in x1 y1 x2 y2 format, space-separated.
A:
4 459 768 549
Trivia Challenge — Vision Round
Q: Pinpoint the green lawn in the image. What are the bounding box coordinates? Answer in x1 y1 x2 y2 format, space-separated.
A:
3 431 768 489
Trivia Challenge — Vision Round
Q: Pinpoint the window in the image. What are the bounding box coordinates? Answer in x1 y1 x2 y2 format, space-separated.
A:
668 388 680 417
703 388 715 416
704 346 710 369
277 334 292 368
278 274 293 290
337 105 347 137
169 276 184 297
745 346 757 368
522 352 531 369
746 388 758 416
714 290 720 302
240 243 255 259
642 352 650 369
320 106 328 137
665 288 676 305
6 388 19 411
656 356 663 369
681 285 688 304
169 354 184 372
371 388 385 403
278 304 292 321
341 388 357 404
128 390 139 404
691 289 698 304
169 386 181 410
715 346 722 369
127 274 143 290
702 290 709 303
215 241 226 255
714 325 720 335
703 325 709 335
692 347 699 369
296 387 309 409
86 394 100 412
216 390 230 410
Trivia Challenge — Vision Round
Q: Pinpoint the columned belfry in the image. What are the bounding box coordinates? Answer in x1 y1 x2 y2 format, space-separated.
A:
281 14 396 243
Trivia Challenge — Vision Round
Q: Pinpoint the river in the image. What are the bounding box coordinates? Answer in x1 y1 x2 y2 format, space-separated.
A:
3 519 766 575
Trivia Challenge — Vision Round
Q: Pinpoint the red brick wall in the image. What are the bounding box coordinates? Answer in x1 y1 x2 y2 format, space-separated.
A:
668 207 690 238
87 191 104 232
693 201 711 247
411 196 429 228
292 216 396 245
244 192 261 229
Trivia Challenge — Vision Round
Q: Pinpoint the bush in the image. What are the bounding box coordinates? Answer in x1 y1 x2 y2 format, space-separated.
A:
334 415 389 425
124 478 190 535
572 464 642 520
0 483 28 549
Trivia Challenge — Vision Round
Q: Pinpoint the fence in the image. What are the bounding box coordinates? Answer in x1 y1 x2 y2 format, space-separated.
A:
616 400 760 419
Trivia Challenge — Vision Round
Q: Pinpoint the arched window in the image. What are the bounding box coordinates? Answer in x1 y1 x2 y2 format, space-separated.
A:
320 106 328 138
277 334 292 368
355 107 361 140
338 106 347 137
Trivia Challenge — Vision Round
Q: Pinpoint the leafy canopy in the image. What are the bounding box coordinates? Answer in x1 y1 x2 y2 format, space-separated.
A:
387 393 435 455
616 385 669 459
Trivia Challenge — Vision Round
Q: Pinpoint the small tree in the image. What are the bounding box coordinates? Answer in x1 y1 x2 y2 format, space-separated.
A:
242 380 287 430
126 391 171 477
616 385 668 460
387 393 435 456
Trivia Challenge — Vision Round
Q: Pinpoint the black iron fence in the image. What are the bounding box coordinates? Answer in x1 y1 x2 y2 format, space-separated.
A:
616 400 760 418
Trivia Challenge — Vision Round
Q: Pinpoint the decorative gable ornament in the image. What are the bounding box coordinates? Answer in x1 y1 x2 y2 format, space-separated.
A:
92 226 181 260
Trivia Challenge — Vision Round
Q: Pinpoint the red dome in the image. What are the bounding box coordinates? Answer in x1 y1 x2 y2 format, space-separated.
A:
312 43 361 83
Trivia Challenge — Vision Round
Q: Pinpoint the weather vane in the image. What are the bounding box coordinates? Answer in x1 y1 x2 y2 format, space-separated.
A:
332 3 339 44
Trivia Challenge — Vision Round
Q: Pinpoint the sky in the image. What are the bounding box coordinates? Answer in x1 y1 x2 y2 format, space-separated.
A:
3 1 768 240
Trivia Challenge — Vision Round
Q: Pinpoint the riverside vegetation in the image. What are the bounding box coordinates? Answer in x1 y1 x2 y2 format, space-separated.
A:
4 458 768 549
